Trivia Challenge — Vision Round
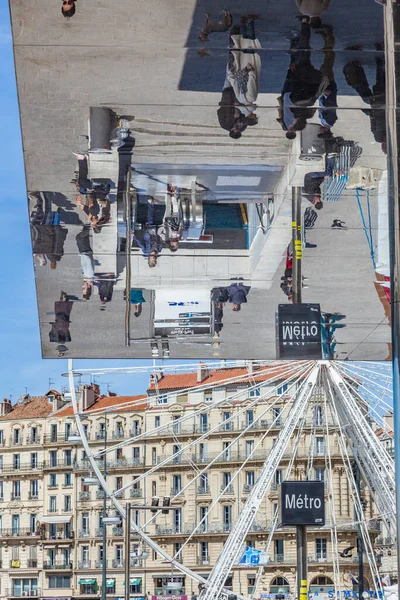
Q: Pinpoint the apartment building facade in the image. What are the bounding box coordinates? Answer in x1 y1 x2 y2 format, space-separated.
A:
0 366 379 600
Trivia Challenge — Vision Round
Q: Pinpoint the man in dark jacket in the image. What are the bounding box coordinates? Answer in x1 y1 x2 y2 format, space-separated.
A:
227 281 251 311
31 223 68 269
302 173 324 209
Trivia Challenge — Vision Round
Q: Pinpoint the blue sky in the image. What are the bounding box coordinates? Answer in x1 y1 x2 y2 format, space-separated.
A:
0 5 160 400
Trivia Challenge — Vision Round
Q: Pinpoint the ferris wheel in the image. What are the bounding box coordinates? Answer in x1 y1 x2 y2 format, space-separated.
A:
67 359 395 600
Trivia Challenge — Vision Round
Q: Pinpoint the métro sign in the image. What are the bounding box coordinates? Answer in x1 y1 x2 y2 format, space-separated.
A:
280 481 325 526
276 304 322 359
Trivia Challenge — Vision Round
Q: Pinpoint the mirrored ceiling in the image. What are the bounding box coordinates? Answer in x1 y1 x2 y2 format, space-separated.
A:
10 0 392 359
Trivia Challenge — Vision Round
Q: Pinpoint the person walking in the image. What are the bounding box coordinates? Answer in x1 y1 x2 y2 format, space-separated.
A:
227 281 251 311
132 200 163 267
49 291 73 356
76 225 95 300
158 185 184 252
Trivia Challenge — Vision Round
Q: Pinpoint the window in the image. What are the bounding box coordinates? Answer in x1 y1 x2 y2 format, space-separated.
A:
82 513 89 535
115 422 124 437
12 579 38 596
222 472 232 489
249 387 261 397
12 515 20 535
81 546 89 566
152 448 157 465
316 437 325 456
0 456 3 472
31 480 39 498
199 414 208 432
30 514 37 534
130 579 142 594
64 422 72 441
49 473 57 488
152 481 157 496
204 394 213 402
132 447 140 461
245 440 254 457
222 441 231 461
314 406 323 426
316 538 327 560
116 448 123 460
174 542 183 562
0 481 3 499
172 416 181 434
49 524 56 539
199 443 207 462
248 576 256 595
63 449 72 466
174 508 182 533
199 506 208 532
273 407 282 426
13 481 21 500
274 469 282 486
50 424 58 443
49 496 57 512
199 473 208 492
277 384 288 395
173 475 182 493
0 430 3 445
172 444 181 464
13 454 20 470
31 453 38 469
154 416 160 428
64 473 72 487
246 471 255 486
157 395 168 405
116 544 123 566
274 539 284 561
223 412 231 431
13 429 21 445
273 503 278 518
64 495 72 512
246 410 254 426
223 505 232 531
115 477 123 490
315 468 325 482
98 422 105 439
132 420 140 435
64 522 72 539
62 548 70 567
49 450 58 467
31 427 38 443
200 541 209 562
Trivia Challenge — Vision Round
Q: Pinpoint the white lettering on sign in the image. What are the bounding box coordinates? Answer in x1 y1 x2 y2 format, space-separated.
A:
282 323 319 341
168 302 200 306
285 494 322 510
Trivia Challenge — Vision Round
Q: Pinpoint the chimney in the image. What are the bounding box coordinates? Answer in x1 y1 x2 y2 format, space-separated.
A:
197 362 210 383
149 370 164 385
384 411 394 431
0 399 12 416
79 386 96 412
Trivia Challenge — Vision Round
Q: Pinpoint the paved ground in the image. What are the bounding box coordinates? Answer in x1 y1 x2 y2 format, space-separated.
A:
9 0 391 360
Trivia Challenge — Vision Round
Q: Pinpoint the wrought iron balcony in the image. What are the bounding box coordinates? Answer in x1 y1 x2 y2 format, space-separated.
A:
78 560 91 569
197 486 210 494
27 560 38 568
79 492 91 501
95 560 108 568
95 528 104 537
0 528 39 538
44 561 73 570
129 488 142 498
111 559 124 568
220 485 234 494
7 589 41 598
78 529 91 538
96 490 106 499
112 526 123 536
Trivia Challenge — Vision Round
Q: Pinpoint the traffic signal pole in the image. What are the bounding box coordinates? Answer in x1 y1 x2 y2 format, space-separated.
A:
296 526 307 600
292 187 302 304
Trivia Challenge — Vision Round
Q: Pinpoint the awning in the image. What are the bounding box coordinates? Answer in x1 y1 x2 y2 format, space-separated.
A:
106 580 116 587
41 516 72 524
78 580 96 585
130 579 142 586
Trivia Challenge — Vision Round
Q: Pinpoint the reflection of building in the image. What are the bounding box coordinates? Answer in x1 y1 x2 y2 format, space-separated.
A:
0 365 382 600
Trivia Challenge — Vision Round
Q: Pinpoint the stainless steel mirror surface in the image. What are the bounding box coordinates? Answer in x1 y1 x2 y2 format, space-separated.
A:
10 0 391 359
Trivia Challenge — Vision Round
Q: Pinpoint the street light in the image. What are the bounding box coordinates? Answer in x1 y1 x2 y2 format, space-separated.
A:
102 516 121 526
68 435 82 444
82 477 99 486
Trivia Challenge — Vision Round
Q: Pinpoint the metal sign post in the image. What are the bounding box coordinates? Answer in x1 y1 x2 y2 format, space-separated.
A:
280 481 325 600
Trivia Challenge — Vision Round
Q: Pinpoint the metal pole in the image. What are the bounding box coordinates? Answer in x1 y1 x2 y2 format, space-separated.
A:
296 526 307 600
355 465 364 598
124 169 132 347
125 502 131 600
101 415 107 600
292 187 302 304
384 0 400 577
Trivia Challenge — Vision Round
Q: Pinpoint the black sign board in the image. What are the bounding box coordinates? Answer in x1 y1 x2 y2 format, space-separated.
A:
280 481 325 526
276 304 322 359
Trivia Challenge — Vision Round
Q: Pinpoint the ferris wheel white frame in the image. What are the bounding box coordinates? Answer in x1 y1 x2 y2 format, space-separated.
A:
68 359 395 600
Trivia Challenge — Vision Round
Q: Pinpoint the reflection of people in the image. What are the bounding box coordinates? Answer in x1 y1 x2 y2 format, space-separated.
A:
295 0 332 27
218 17 261 139
133 200 163 267
343 50 386 152
31 219 68 270
49 292 73 356
62 0 76 18
227 281 251 311
129 289 146 317
199 11 232 42
158 185 183 252
76 225 94 300
211 287 229 337
94 275 116 309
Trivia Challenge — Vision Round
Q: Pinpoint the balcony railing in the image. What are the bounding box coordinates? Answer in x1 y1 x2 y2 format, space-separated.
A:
44 433 78 444
243 484 254 492
26 436 40 445
197 557 210 565
47 484 58 490
0 528 39 539
130 488 142 498
11 494 21 501
130 558 145 568
96 490 105 499
130 428 141 437
75 458 144 471
220 485 234 494
43 531 74 540
112 431 125 440
78 530 91 539
7 589 41 598
27 560 38 568
48 507 58 513
44 561 73 570
96 431 106 440
376 536 396 546
170 487 182 496
79 492 91 501
95 528 104 537
95 559 108 569
28 493 39 500
43 460 73 469
155 526 183 535
111 559 124 568
112 527 123 536
197 486 210 495
78 561 92 569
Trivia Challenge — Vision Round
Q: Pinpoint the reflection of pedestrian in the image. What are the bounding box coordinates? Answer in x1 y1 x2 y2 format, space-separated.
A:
227 282 251 311
158 186 183 252
343 52 386 152
49 292 73 356
62 0 76 18
130 289 146 318
211 287 229 337
76 225 94 300
295 0 332 27
199 11 232 42
95 275 116 309
31 220 68 270
133 201 163 268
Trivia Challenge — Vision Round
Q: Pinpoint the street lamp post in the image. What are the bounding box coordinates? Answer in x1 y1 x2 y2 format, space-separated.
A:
125 503 132 600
